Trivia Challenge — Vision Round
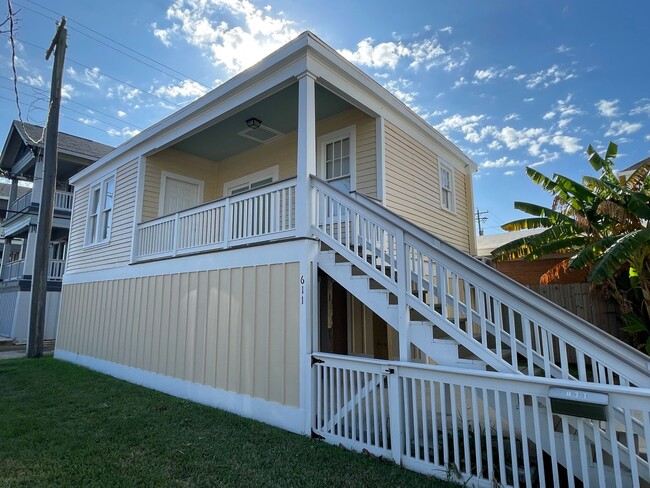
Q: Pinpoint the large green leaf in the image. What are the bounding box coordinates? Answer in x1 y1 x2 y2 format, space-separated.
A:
512 202 574 222
501 218 552 231
553 174 597 206
588 228 650 283
569 235 620 270
531 235 587 257
626 159 650 189
586 144 605 171
525 167 571 201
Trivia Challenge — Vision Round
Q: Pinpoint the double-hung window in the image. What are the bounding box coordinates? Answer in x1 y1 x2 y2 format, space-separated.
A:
439 163 455 213
318 126 356 193
86 175 115 245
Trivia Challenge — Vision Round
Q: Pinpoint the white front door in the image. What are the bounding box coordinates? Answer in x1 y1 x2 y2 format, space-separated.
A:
163 177 200 214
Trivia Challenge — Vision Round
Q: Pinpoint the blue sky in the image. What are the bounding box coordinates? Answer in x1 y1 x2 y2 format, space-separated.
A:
1 0 648 234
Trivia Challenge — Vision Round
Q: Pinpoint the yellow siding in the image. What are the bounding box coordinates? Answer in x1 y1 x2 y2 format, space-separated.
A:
384 121 472 252
142 148 221 222
57 262 301 407
66 159 138 273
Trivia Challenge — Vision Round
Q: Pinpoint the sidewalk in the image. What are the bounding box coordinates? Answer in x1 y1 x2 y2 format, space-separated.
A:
0 339 55 359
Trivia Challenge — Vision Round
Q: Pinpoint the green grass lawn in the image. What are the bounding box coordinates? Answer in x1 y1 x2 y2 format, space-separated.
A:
0 357 456 487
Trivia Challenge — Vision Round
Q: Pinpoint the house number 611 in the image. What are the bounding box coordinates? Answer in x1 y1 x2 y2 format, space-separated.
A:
300 276 305 304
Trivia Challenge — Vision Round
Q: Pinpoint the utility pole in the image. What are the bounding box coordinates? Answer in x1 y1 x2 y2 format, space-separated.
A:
27 18 67 358
475 208 489 237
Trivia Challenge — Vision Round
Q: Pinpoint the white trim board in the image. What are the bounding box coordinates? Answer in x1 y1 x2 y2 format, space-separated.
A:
63 238 318 285
55 349 307 435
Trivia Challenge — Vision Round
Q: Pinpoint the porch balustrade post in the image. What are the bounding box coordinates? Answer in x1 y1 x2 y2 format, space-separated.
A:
172 213 180 256
296 71 316 238
388 369 403 464
223 198 231 248
396 229 410 361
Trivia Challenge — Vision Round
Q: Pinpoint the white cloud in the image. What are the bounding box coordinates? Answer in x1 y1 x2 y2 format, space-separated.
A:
630 101 650 117
439 26 453 34
550 134 581 153
342 38 409 69
154 79 208 99
543 111 556 120
519 65 577 89
605 120 643 137
595 99 620 117
523 97 535 102
61 84 75 99
472 65 514 84
78 117 96 125
452 76 467 89
117 110 126 118
66 66 104 89
556 44 570 53
504 113 519 122
153 0 300 73
645 134 650 141
480 157 525 168
17 75 45 87
107 127 141 139
504 170 516 176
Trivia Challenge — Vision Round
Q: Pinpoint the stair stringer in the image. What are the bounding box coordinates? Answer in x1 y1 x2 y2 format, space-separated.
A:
318 249 520 375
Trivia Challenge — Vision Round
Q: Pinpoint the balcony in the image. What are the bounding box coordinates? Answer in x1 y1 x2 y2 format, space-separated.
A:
7 190 74 216
135 178 297 261
0 258 66 281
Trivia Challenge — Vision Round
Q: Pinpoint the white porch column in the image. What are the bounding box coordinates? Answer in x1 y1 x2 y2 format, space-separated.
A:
8 177 18 205
295 71 316 237
0 237 12 279
31 157 44 205
23 224 38 278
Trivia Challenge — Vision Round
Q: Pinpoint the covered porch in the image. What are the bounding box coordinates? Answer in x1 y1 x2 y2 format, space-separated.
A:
132 78 380 262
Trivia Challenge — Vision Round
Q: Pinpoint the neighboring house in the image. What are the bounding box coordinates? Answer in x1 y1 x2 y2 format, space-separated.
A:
477 228 587 285
55 32 650 487
619 155 650 182
0 121 113 341
0 182 30 267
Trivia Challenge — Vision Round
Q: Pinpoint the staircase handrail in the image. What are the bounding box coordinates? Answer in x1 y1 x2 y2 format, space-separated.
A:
310 175 650 387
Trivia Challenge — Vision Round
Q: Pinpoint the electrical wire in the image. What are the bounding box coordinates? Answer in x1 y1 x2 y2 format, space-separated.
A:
15 0 210 90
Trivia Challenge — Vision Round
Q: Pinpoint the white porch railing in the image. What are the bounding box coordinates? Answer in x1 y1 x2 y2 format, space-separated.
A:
6 190 73 216
54 191 73 211
8 191 31 215
0 259 24 281
48 259 65 280
135 178 296 261
0 258 65 281
312 353 650 487
310 177 650 388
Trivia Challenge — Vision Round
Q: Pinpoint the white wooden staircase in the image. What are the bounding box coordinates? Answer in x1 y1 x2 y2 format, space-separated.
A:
310 176 650 487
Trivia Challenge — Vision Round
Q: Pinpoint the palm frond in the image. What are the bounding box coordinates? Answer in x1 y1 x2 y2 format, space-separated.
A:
511 202 574 222
501 218 551 231
626 159 650 190
531 235 587 258
569 235 621 270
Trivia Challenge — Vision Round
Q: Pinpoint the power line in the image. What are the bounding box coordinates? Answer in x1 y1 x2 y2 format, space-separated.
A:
1 32 183 106
0 75 145 129
15 0 210 90
475 208 489 236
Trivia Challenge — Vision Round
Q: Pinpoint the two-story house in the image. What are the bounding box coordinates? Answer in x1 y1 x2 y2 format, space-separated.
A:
0 121 113 341
54 33 650 487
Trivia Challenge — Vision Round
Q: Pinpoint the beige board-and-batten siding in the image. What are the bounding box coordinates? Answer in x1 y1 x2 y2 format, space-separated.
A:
57 262 300 408
66 159 138 273
140 107 377 222
384 121 472 253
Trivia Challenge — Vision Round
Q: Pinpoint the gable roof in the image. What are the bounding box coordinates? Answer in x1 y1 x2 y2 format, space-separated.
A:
11 121 114 160
476 228 544 257
70 31 476 186
0 182 31 200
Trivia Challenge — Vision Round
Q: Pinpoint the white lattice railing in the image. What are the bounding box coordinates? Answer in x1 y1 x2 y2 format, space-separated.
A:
310 176 650 388
312 353 650 487
135 178 296 261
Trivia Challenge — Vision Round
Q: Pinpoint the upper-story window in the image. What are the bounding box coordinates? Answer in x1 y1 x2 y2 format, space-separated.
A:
439 163 455 213
85 175 115 245
318 126 356 192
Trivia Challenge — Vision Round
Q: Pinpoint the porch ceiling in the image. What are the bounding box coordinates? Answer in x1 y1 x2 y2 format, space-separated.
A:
170 83 353 162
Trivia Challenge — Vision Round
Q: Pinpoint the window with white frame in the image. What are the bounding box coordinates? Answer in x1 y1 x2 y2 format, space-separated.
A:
85 175 115 245
318 126 356 190
439 163 455 212
223 166 279 196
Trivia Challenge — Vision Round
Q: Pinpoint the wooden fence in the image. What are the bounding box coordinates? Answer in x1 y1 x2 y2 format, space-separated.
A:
527 283 625 341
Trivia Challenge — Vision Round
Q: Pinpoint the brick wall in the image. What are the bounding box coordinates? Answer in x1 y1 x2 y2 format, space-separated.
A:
495 257 588 286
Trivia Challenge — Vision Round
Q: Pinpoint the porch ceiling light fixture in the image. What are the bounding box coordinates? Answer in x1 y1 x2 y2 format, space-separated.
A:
246 117 262 129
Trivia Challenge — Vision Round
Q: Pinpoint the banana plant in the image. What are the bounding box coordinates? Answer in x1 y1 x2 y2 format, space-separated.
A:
492 142 650 352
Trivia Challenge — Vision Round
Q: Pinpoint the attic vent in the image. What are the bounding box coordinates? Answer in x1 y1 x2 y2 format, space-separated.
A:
238 124 283 144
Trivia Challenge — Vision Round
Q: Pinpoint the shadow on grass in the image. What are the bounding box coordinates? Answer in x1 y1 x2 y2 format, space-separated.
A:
0 357 457 487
